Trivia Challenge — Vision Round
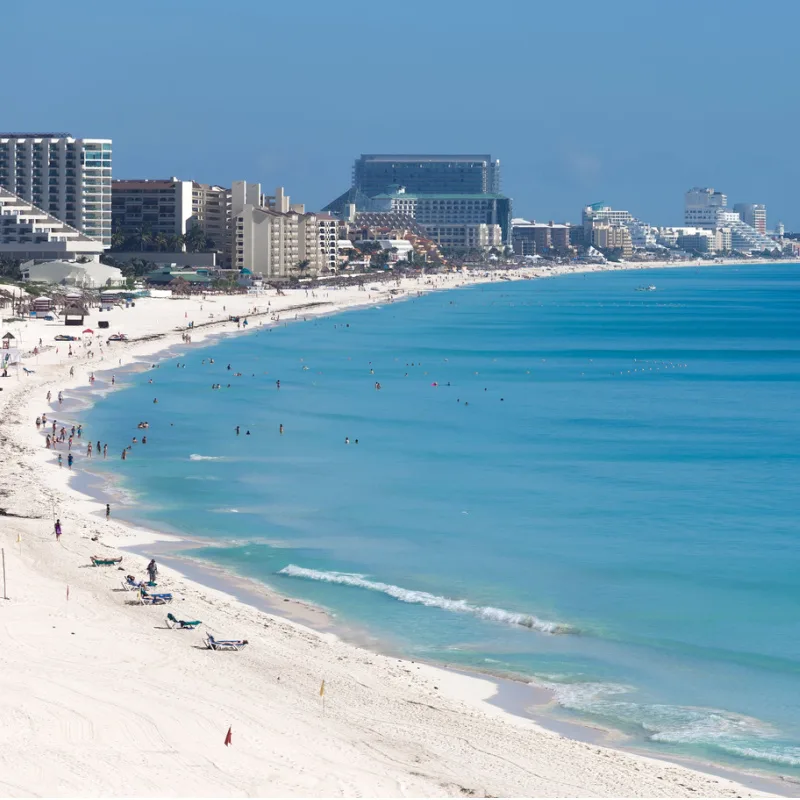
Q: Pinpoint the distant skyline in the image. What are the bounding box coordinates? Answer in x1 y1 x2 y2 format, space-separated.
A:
3 0 798 227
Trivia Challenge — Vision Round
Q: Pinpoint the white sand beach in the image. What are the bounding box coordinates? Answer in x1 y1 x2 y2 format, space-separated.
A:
0 264 782 797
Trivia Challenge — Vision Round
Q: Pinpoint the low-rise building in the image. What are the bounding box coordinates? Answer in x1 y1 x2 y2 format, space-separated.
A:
512 220 572 255
591 223 632 257
21 259 123 287
0 186 105 261
425 223 503 250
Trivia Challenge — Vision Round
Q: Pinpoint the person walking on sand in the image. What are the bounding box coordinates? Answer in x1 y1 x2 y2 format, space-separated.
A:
111 375 115 386
106 503 110 521
55 519 62 542
146 559 158 585
46 390 51 402
67 453 73 469
57 453 62 468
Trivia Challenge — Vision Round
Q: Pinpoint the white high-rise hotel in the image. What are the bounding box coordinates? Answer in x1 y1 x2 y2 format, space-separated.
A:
0 133 112 247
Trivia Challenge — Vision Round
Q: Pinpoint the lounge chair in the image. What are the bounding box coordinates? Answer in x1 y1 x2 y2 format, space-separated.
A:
139 588 173 605
205 634 248 651
121 575 145 591
91 555 122 567
166 612 201 629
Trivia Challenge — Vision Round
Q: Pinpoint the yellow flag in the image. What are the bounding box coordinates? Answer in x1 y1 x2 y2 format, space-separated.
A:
319 680 325 697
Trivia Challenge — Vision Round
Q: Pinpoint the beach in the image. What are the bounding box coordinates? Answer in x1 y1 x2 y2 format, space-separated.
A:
0 262 786 797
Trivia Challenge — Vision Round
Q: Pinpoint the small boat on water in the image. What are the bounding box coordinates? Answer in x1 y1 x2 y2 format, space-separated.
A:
635 285 657 292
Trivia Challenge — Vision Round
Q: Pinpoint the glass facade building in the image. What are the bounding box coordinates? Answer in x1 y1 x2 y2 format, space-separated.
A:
353 154 501 197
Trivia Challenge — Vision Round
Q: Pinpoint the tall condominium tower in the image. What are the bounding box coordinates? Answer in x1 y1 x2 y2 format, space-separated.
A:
0 133 112 247
353 154 501 196
733 203 767 235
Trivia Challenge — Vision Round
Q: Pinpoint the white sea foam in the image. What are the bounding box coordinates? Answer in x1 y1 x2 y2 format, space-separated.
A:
277 564 572 634
212 508 239 513
189 454 223 461
540 679 800 766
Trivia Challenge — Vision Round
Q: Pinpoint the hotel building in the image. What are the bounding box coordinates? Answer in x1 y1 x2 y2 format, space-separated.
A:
0 133 112 247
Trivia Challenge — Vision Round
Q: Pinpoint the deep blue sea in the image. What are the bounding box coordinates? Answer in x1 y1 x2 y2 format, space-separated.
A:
83 265 800 774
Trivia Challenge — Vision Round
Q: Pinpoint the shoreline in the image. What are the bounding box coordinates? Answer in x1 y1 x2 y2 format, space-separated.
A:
0 261 790 797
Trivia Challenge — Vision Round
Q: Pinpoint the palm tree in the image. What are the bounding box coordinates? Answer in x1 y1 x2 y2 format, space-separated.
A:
154 233 169 252
167 233 185 252
185 225 206 253
295 259 311 273
110 230 126 251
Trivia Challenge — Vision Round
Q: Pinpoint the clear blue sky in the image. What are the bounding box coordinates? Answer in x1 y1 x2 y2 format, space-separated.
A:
3 0 797 227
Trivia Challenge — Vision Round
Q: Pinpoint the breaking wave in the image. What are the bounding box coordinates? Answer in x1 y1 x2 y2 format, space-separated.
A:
277 564 572 634
540 679 800 767
189 454 224 461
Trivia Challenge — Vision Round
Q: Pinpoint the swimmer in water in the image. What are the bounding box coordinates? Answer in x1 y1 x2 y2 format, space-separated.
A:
236 426 240 435
279 424 284 434
345 437 350 445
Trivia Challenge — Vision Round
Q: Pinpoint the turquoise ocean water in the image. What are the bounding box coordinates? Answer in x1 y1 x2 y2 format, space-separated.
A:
83 266 800 774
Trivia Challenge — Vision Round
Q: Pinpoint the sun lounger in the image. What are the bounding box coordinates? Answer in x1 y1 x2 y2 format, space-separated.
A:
166 612 201 629
91 555 122 567
205 634 248 651
121 575 145 591
139 588 173 605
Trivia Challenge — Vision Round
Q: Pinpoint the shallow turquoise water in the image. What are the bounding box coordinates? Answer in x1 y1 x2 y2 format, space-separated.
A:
83 266 800 773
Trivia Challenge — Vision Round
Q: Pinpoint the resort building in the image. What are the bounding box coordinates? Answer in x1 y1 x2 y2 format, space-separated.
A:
325 155 513 246
512 220 572 255
112 178 194 239
685 188 776 253
590 223 633 257
733 203 767 235
0 186 105 261
353 154 501 196
424 223 503 250
366 187 512 245
231 182 322 279
190 182 231 264
0 133 112 247
684 188 727 228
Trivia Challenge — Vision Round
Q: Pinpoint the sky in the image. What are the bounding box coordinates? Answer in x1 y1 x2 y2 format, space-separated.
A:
3 0 798 228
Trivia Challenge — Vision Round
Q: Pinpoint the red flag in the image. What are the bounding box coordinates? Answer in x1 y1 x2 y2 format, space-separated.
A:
224 726 232 747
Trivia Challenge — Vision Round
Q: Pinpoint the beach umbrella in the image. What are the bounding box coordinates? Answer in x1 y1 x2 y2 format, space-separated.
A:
82 328 94 334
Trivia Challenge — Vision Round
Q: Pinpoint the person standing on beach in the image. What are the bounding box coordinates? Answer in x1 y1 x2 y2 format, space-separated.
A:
146 559 158 584
67 453 73 469
58 453 62 468
111 375 115 386
106 503 110 521
55 519 62 541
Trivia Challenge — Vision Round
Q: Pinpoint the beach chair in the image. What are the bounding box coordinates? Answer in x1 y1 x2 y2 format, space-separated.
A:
139 588 173 605
121 575 145 591
205 634 248 651
91 555 122 567
166 612 201 629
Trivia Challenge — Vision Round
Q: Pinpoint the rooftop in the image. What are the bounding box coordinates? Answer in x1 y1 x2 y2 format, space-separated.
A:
359 154 494 163
0 132 72 138
372 191 507 201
